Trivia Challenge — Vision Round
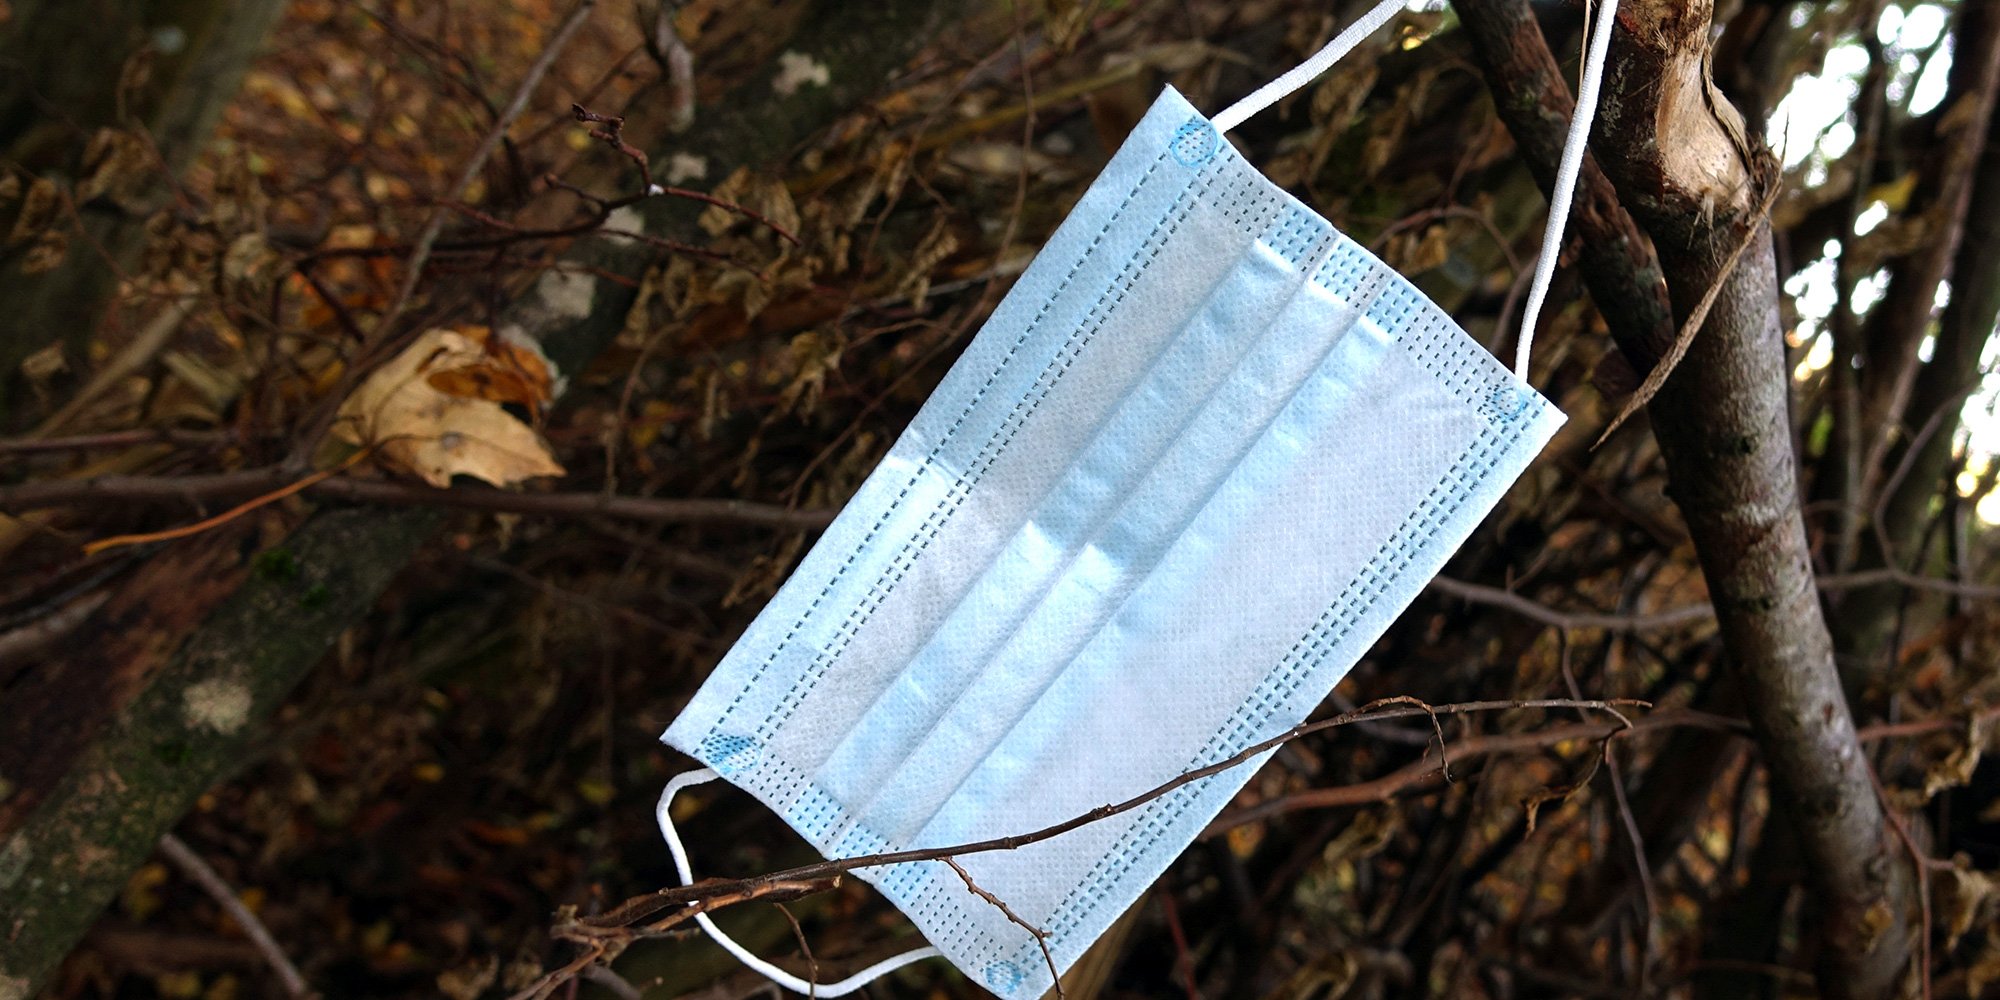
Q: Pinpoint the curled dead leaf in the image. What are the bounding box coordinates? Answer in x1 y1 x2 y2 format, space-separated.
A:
1936 862 1997 947
21 229 68 274
423 324 558 413
6 176 58 246
334 327 565 488
895 219 959 309
77 128 152 205
777 329 843 416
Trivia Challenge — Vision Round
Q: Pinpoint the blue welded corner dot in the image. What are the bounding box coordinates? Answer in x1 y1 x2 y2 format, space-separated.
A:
984 960 1026 994
697 733 762 776
1170 119 1220 166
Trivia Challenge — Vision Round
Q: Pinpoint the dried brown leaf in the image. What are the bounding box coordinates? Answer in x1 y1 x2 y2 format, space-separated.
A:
20 229 68 274
6 176 58 246
697 167 753 237
334 327 565 488
77 128 152 205
1936 863 1997 947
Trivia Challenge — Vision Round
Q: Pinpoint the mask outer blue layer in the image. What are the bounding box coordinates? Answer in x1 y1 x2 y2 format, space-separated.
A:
663 86 1565 999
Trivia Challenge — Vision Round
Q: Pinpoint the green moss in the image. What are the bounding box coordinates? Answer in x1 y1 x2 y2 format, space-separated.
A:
252 547 299 581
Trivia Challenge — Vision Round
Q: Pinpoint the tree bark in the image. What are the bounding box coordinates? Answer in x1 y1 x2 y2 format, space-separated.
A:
1456 2 1916 996
0 2 975 993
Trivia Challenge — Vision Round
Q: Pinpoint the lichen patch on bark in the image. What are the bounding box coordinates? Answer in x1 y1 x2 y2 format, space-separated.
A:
666 152 708 183
181 678 252 734
772 51 830 95
606 204 647 236
533 269 595 321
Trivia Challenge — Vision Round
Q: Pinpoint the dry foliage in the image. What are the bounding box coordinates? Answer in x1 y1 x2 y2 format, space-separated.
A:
3 2 2000 999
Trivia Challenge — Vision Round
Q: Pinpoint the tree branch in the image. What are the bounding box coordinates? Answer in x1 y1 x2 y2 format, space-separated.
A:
0 468 837 533
1425 575 1713 632
576 697 1651 933
1455 1 1916 994
157 834 312 999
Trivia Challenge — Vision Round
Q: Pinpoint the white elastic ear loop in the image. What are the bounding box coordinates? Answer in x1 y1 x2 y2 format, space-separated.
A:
1512 0 1622 381
1210 0 1409 134
657 768 942 997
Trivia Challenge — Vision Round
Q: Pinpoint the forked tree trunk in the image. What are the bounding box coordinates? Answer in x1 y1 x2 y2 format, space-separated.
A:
1456 2 1917 996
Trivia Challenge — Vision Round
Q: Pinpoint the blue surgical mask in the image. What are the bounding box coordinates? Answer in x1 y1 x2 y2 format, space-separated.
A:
658 1 1618 996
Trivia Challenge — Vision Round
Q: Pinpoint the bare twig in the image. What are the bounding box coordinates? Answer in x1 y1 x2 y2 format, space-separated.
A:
1867 767 1938 1000
579 965 644 1000
545 694 2000 994
942 857 1062 999
33 291 198 439
505 941 606 1000
1205 708 1738 835
1595 178 1785 446
157 834 312 999
564 877 841 943
1561 639 1655 994
1816 566 2000 601
1426 576 1714 631
583 697 1652 931
571 104 659 194
386 0 599 331
1428 568 2000 634
1365 694 1454 781
0 467 836 532
81 448 374 556
0 590 110 668
566 107 800 245
0 428 234 456
1158 890 1201 1000
772 903 819 999
1856 702 2000 741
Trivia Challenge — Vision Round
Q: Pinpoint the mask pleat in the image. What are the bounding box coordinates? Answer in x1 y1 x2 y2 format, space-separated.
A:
808 200 1352 840
910 288 1527 963
890 265 1398 852
815 211 1298 831
753 161 1231 808
861 236 1401 853
691 110 1207 771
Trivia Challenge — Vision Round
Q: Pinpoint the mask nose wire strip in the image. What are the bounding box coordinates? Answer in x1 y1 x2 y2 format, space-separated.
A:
1210 0 1622 384
1208 0 1407 135
1511 0 1621 381
658 768 945 996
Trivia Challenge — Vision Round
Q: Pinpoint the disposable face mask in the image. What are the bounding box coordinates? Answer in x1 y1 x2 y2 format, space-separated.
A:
658 1 1618 996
